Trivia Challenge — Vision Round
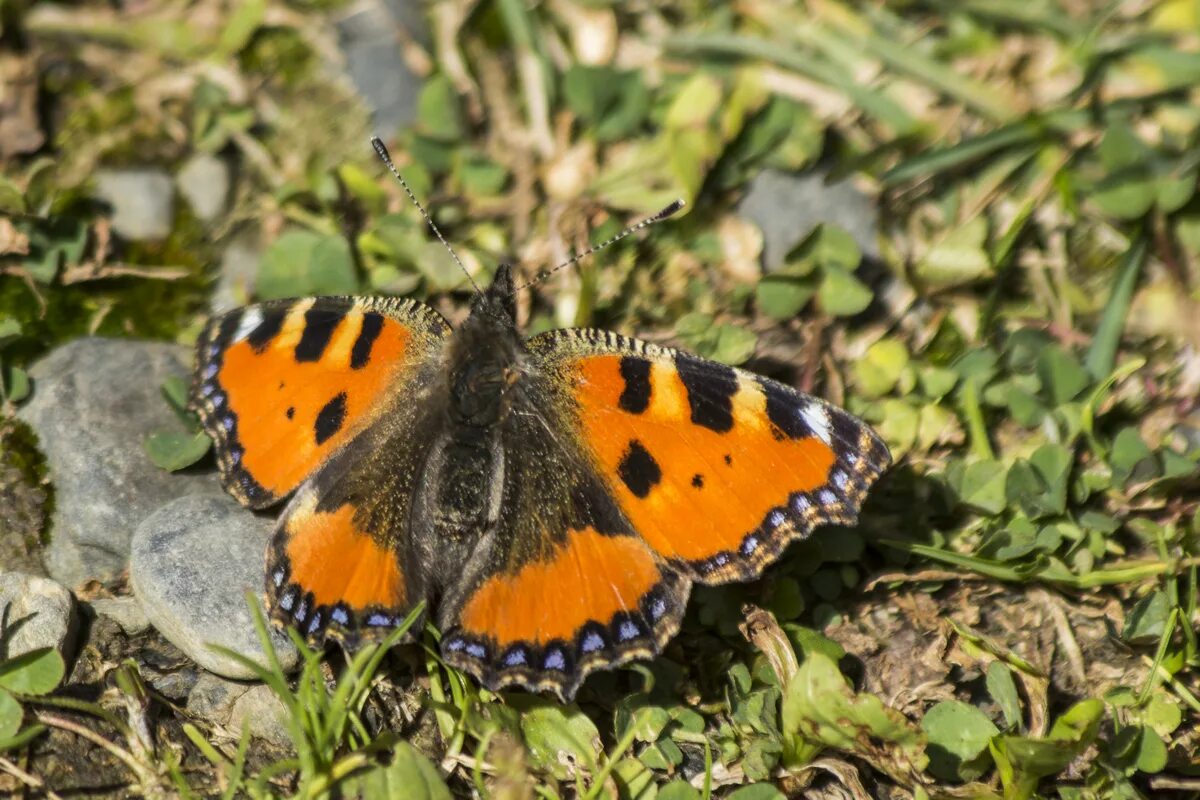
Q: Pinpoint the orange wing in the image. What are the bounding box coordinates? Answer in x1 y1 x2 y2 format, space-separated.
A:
189 297 450 508
528 329 891 584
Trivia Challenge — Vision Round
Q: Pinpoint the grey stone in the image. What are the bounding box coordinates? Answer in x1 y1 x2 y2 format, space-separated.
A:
129 494 299 679
90 597 151 635
336 0 427 134
740 168 879 272
187 673 292 748
93 168 174 241
0 572 77 664
176 153 231 222
209 231 262 315
17 338 214 586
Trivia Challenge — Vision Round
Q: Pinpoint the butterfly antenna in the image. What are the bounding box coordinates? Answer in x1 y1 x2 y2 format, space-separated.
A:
370 136 481 294
512 199 686 293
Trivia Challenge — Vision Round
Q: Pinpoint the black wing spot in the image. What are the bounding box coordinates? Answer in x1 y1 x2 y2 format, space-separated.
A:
351 312 384 369
676 354 737 433
761 379 813 439
286 406 295 420
295 307 343 362
617 440 662 499
314 392 348 445
723 453 733 466
618 356 652 414
691 473 704 489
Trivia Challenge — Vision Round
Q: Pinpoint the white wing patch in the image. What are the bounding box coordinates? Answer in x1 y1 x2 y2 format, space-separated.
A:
800 403 832 445
233 307 264 342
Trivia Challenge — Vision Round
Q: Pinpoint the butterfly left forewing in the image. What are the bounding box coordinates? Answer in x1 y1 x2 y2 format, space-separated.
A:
190 296 450 508
527 329 891 584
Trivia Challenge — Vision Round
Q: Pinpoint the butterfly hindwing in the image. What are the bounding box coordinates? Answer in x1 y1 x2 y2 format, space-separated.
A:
528 329 891 584
189 296 451 508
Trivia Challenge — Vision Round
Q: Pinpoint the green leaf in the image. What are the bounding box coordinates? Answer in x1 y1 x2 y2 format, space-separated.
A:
915 217 992 290
257 230 359 300
1136 726 1168 774
144 430 212 472
0 176 25 214
516 700 601 780
1036 346 1090 406
986 662 1023 731
790 224 861 271
658 780 701 800
0 318 22 349
216 0 265 55
853 338 909 398
921 700 999 782
817 265 872 317
2 365 30 404
0 648 65 695
958 459 1008 516
417 74 464 142
989 700 1103 794
1090 123 1156 220
726 785 786 800
563 65 649 142
755 274 815 321
781 652 927 780
711 324 758 366
0 690 19 741
1109 427 1158 487
1122 591 1171 645
664 72 723 129
343 742 452 800
1144 693 1183 737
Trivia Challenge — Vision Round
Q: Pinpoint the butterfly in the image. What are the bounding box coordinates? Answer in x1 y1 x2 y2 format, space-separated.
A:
188 143 891 701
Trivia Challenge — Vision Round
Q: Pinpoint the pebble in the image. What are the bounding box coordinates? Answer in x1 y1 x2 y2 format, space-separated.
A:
187 673 292 749
16 338 213 587
336 0 426 133
90 597 151 636
129 494 299 680
739 167 879 272
209 231 262 315
0 572 77 664
176 153 231 222
92 168 174 241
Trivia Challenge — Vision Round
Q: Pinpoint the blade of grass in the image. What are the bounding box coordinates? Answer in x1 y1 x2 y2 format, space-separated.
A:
664 33 918 135
848 9 1016 121
1084 234 1147 379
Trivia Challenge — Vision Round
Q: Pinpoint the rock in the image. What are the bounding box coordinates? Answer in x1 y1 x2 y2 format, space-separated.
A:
176 153 231 222
0 572 77 662
129 494 299 679
93 168 174 241
90 597 151 636
739 167 879 272
17 338 213 586
336 0 427 133
187 673 292 748
209 231 262 315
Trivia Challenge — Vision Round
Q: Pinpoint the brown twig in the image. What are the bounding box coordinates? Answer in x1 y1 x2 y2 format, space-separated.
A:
0 755 65 800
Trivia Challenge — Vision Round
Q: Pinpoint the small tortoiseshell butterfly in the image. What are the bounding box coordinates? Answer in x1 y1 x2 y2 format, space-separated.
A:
188 139 891 700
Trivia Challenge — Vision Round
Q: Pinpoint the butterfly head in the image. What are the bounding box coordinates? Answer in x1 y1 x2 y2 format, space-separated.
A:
450 264 522 426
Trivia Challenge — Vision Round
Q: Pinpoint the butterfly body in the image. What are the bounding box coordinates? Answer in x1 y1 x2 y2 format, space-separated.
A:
190 264 891 699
